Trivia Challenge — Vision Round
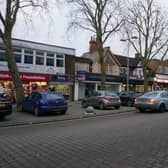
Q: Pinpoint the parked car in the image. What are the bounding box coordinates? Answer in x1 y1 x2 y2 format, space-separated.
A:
119 91 142 106
0 96 12 119
134 91 168 113
82 90 121 110
21 91 68 116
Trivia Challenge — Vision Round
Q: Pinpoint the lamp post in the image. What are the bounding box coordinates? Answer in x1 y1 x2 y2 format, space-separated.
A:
120 36 137 92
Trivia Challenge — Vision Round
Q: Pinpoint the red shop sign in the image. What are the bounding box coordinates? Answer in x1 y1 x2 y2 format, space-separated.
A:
0 71 50 82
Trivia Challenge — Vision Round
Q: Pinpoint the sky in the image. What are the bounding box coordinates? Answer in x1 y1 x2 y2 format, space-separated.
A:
8 0 168 57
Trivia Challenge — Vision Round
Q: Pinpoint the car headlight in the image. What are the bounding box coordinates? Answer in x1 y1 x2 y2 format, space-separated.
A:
148 99 156 103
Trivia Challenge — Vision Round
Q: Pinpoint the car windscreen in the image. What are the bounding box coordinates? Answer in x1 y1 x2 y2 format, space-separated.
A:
142 92 158 98
45 94 64 100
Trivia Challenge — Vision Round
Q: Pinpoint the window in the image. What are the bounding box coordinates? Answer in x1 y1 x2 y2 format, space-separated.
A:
24 55 33 64
35 51 44 65
56 54 64 67
13 47 22 63
46 58 54 66
24 49 33 64
36 56 44 65
0 52 7 61
14 54 21 63
46 52 54 66
56 59 64 67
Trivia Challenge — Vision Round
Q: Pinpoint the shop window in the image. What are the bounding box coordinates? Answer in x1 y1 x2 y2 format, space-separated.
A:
0 52 7 61
14 54 21 63
24 55 33 64
56 59 64 67
46 58 54 66
36 56 44 65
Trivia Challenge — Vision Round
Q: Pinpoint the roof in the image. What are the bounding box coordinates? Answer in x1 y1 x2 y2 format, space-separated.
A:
81 47 140 68
114 54 140 68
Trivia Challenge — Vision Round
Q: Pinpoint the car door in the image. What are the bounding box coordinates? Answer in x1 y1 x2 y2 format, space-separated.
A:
29 93 42 112
161 92 168 110
22 93 34 112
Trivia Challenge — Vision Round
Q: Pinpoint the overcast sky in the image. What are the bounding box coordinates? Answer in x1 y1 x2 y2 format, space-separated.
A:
11 0 168 57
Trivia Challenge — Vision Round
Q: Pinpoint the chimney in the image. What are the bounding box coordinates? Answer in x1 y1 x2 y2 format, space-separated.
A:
89 36 97 53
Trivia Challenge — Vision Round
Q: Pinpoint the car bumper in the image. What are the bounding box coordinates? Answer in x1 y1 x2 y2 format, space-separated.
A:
104 102 121 108
0 108 12 116
134 103 158 111
39 105 68 113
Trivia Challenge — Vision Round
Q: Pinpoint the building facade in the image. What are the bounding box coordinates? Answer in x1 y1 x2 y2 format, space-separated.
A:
0 38 75 100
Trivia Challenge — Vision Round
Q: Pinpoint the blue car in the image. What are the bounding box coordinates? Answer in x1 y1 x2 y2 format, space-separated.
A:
21 91 68 116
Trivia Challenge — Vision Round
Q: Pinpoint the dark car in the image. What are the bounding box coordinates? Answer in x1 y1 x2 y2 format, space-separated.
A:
135 91 168 113
0 96 12 119
82 90 121 110
21 91 68 116
119 91 142 106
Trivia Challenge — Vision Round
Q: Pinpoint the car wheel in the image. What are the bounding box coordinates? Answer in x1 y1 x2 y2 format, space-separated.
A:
127 100 132 107
60 110 67 115
139 108 145 113
34 107 40 116
99 102 104 110
114 106 120 109
82 101 88 108
158 104 165 113
19 104 23 112
0 115 5 120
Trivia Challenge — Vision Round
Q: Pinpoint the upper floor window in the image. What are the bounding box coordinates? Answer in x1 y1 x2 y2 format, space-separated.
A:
35 51 44 65
46 52 54 66
14 54 21 63
0 45 6 61
56 54 64 67
0 52 7 61
24 49 33 64
13 47 22 63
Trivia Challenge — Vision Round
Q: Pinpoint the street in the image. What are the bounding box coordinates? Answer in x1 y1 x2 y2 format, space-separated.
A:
1 111 168 168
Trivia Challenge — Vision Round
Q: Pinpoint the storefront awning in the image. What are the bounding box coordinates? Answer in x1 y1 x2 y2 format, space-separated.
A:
155 74 168 84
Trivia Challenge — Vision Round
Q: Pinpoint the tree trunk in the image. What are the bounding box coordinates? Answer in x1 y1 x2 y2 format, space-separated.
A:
3 32 25 106
143 68 149 92
98 46 106 90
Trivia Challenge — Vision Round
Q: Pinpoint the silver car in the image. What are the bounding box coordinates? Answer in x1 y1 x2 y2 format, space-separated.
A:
82 90 121 110
134 91 168 113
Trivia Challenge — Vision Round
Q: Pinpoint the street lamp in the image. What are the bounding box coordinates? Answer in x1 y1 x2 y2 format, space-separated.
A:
120 36 137 92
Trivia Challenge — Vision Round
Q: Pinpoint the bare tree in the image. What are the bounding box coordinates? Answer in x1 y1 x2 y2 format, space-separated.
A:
0 0 48 106
123 0 168 92
66 0 124 89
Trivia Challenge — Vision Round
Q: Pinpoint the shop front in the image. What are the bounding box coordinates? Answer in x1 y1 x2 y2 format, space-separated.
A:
0 71 50 102
49 74 74 101
153 74 168 90
75 71 123 100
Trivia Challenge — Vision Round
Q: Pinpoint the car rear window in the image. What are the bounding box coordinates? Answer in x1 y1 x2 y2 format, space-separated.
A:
106 92 118 97
45 93 64 100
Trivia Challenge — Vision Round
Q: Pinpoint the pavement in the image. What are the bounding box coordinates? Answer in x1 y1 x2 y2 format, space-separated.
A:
0 101 136 127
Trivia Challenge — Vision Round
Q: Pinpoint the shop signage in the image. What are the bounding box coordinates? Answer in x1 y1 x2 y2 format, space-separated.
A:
0 71 50 82
76 71 122 82
155 74 168 83
50 74 74 83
